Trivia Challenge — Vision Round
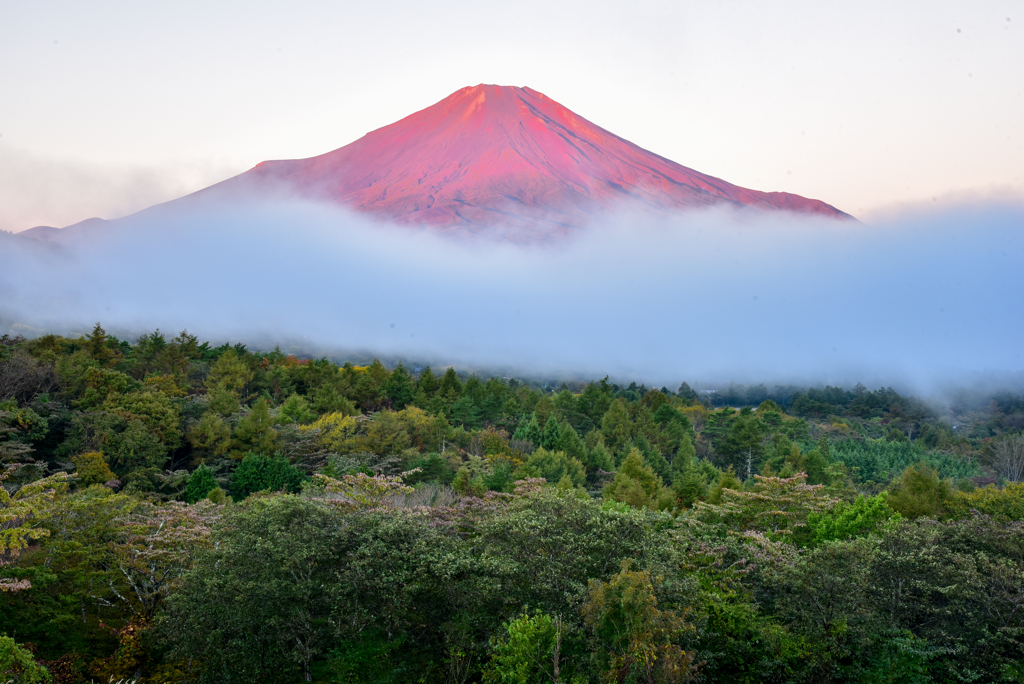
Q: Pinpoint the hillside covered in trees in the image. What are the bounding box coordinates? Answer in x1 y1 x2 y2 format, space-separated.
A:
2 326 1023 683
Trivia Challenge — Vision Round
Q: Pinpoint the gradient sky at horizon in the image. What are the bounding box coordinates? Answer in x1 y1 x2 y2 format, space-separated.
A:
1 0 1022 232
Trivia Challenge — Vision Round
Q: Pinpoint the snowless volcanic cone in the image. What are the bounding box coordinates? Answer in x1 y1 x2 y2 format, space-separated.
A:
208 84 851 235
18 84 851 243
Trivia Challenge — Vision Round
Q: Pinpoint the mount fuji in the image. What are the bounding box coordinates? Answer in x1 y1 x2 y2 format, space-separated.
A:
21 84 850 242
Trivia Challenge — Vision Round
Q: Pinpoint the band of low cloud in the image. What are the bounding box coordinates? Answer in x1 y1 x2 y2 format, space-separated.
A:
1 199 1021 393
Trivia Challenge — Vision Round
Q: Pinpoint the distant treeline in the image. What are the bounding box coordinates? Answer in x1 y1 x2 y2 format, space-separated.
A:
1 325 1023 683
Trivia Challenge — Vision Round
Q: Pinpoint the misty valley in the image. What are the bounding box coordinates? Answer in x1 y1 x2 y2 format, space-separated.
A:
1 326 1023 683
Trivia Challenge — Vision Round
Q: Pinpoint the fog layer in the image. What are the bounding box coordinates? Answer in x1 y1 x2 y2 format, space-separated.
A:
1 199 1021 391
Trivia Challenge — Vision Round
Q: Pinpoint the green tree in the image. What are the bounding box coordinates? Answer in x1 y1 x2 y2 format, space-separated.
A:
383 363 415 410
604 449 673 510
310 382 357 417
187 411 232 460
716 413 765 479
757 539 875 679
438 367 463 400
75 367 134 409
676 382 698 403
86 322 115 365
640 389 669 413
0 485 137 662
1 471 71 591
695 473 838 540
578 378 615 429
864 518 1024 681
601 399 633 458
0 635 51 683
71 451 116 486
450 395 484 429
552 390 586 434
480 487 655 621
672 466 708 509
556 422 587 464
161 496 347 683
518 413 542 447
806 493 900 544
185 464 218 503
661 418 693 460
233 398 279 456
278 394 317 425
582 561 695 684
204 349 253 415
453 464 486 497
946 482 1024 521
104 389 182 450
669 433 695 482
633 435 671 482
516 448 587 489
484 612 583 684
584 440 615 477
541 414 561 451
416 366 438 397
886 463 953 519
707 467 742 504
230 453 305 498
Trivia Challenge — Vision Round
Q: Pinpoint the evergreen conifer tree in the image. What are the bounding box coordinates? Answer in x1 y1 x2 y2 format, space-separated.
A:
604 448 670 509
87 322 114 364
541 414 560 450
279 394 317 425
511 413 530 441
677 382 698 402
523 413 542 446
383 363 416 410
673 467 708 508
601 399 633 456
231 453 305 499
416 366 438 397
438 367 463 399
708 467 743 504
586 442 615 474
670 433 696 481
185 464 218 503
556 422 587 462
233 399 278 456
817 435 831 460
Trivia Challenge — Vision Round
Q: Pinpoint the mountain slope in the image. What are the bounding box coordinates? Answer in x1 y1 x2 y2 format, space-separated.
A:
204 84 850 235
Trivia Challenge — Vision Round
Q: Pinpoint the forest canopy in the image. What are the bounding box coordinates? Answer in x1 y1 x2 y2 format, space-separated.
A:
1 326 1023 683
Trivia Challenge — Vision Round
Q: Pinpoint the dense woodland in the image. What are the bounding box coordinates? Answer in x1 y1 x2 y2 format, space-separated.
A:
2 325 1024 683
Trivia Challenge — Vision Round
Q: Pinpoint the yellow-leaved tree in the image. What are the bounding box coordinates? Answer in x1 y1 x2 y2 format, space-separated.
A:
71 451 116 486
307 412 360 454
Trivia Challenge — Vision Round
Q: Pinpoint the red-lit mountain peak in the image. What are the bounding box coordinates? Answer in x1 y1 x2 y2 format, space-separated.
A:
211 84 851 235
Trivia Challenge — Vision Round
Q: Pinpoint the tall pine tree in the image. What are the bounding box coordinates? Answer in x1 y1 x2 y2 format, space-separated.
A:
416 366 438 397
541 414 561 450
438 367 463 400
384 363 415 410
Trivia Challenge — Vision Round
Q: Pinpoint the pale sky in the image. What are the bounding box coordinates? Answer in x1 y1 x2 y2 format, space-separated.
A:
1 0 1021 232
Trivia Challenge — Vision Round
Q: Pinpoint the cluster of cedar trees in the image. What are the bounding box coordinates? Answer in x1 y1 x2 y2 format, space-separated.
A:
1 325 1024 684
